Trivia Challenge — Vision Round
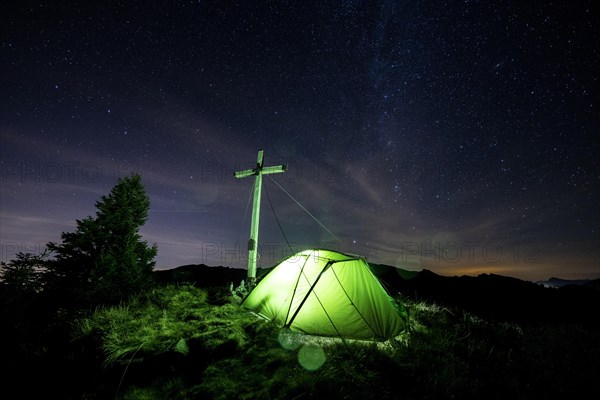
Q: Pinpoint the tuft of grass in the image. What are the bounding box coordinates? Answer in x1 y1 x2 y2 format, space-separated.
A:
72 285 260 367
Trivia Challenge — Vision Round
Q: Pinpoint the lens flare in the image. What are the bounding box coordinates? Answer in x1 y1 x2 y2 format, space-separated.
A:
297 343 326 371
278 327 303 350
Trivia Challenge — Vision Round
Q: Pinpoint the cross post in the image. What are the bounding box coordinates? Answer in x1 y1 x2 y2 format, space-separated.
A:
234 150 286 286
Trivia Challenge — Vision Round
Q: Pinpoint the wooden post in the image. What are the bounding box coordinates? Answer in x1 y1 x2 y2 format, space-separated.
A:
234 150 286 286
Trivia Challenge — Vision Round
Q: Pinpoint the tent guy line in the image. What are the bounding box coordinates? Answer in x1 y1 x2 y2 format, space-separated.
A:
267 174 342 245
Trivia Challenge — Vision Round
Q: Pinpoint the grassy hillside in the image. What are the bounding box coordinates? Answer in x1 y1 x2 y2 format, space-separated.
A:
65 284 599 399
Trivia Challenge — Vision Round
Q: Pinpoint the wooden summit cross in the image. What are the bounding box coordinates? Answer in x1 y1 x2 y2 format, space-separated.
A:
234 150 286 286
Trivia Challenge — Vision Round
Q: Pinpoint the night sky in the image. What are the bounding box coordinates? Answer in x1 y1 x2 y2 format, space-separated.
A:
1 1 599 281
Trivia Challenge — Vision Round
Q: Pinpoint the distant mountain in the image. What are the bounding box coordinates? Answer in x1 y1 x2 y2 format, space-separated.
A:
368 263 600 326
534 277 592 288
584 279 600 291
155 263 600 326
154 264 268 288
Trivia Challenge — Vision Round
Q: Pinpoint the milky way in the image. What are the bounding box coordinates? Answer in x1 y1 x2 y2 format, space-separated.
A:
1 1 598 280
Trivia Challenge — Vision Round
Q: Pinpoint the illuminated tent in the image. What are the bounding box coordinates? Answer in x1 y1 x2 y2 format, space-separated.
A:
242 249 407 340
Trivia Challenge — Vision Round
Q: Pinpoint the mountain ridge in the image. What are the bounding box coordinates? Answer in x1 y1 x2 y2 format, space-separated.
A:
155 263 598 285
154 263 600 326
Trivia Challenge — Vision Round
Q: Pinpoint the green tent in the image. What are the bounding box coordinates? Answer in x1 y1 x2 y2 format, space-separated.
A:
242 249 407 340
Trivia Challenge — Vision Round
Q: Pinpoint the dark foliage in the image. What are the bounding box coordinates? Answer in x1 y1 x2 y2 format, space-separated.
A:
0 174 158 398
46 173 158 306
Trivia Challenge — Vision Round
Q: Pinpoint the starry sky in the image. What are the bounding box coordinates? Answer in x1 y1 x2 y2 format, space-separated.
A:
1 1 599 281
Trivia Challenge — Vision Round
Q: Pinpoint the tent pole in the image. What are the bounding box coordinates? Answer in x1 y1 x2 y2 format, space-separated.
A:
285 261 334 327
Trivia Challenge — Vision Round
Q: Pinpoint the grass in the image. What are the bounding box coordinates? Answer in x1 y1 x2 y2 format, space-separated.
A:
73 286 257 366
71 285 600 399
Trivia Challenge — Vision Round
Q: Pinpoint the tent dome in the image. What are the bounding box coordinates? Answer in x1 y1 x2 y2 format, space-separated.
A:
242 249 407 340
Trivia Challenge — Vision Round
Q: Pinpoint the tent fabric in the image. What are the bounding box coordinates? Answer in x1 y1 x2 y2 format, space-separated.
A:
242 249 407 340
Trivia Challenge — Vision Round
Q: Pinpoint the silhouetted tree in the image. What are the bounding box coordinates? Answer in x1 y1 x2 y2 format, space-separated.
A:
0 251 47 293
47 173 157 305
0 251 49 325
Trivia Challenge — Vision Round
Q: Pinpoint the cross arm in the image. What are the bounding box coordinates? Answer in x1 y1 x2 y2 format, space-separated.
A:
234 168 256 179
261 165 287 175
